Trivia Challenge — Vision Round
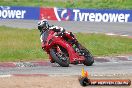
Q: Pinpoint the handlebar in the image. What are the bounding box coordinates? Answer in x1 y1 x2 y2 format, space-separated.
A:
55 29 65 36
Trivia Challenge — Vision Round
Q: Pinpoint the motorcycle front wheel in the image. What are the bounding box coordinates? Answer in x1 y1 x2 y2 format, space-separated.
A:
50 45 70 67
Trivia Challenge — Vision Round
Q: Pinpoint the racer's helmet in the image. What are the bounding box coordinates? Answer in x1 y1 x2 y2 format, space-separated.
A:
38 19 49 32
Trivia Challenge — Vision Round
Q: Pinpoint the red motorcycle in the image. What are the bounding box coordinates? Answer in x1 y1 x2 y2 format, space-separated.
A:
43 30 94 67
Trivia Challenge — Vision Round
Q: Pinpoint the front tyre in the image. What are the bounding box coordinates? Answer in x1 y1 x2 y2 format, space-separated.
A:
50 47 69 67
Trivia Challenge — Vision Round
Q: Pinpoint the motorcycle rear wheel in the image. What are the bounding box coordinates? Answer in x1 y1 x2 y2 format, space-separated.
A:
50 46 70 67
76 43 94 66
83 49 94 66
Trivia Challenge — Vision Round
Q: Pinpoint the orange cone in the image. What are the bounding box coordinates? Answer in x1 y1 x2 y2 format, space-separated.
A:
85 71 88 77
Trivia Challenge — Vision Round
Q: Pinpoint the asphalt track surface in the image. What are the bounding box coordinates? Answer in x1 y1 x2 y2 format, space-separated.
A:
0 61 132 76
0 19 132 36
0 19 132 76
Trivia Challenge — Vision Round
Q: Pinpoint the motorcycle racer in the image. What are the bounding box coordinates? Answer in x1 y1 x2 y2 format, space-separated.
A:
37 19 94 66
37 19 78 51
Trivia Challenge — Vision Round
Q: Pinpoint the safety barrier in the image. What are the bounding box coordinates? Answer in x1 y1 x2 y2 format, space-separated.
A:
0 6 132 22
0 6 39 20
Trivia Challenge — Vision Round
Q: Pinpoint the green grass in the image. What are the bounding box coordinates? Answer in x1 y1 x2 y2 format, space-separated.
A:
0 26 48 62
76 33 132 56
0 0 132 9
0 26 132 62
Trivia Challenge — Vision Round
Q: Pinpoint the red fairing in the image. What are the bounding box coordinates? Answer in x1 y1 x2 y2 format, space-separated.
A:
43 30 86 64
43 30 94 67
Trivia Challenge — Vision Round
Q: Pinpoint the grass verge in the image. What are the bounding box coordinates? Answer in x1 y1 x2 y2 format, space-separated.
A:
0 0 132 9
0 26 132 62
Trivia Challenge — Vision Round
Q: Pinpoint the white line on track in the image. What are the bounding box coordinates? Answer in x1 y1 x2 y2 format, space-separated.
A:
0 75 12 78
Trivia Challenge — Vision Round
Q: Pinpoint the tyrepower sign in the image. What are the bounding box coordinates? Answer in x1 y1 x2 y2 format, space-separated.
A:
40 7 132 22
71 9 131 22
1 6 131 22
0 6 39 20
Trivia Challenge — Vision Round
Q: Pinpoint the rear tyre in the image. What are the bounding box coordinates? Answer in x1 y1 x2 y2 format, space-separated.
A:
83 50 94 66
76 43 94 66
50 46 69 67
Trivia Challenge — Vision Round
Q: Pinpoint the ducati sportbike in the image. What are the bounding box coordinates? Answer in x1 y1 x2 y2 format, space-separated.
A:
42 30 94 67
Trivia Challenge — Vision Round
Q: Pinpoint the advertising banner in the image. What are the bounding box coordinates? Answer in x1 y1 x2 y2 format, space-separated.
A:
0 6 40 20
40 7 132 22
1 6 132 22
40 8 57 20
